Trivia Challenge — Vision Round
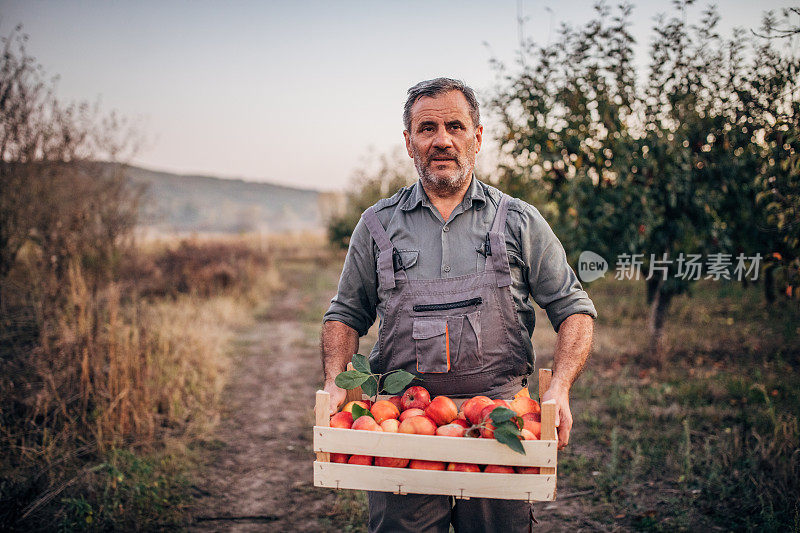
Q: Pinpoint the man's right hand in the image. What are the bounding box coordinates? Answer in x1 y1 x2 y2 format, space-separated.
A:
323 380 347 416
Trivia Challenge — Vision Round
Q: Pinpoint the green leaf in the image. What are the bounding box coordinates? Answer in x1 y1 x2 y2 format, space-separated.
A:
490 406 517 425
334 370 370 390
351 403 373 420
382 370 416 395
352 353 370 374
494 423 526 455
361 375 379 398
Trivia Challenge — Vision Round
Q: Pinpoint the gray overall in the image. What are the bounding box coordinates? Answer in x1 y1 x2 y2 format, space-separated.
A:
361 193 536 532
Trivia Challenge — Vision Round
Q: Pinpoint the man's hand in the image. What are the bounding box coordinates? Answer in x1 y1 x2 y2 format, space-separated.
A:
541 378 572 450
323 379 347 416
544 313 593 450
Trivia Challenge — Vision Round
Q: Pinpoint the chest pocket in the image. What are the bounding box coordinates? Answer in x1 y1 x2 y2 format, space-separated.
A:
393 250 419 272
476 249 528 287
507 250 528 289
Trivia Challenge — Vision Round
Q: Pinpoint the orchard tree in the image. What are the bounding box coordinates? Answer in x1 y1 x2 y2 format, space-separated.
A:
327 148 415 249
490 1 797 360
748 10 800 299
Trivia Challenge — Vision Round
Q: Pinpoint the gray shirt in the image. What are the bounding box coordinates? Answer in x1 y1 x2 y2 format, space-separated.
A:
324 177 596 357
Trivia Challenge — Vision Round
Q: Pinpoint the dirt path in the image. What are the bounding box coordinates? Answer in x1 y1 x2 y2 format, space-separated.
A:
188 257 595 532
188 261 348 532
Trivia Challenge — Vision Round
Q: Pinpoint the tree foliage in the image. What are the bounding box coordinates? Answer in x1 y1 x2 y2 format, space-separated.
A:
489 1 800 356
326 147 415 249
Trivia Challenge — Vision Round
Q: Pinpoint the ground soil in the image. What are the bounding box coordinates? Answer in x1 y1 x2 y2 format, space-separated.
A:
187 258 599 532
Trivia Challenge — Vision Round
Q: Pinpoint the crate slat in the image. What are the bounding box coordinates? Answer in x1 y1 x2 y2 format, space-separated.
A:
314 462 556 501
313 427 556 467
315 390 330 463
538 369 557 477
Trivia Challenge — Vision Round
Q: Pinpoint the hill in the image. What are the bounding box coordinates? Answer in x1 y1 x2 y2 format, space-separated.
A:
119 164 328 234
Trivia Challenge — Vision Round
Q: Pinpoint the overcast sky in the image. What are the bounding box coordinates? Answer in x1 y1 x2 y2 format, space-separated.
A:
0 1 792 191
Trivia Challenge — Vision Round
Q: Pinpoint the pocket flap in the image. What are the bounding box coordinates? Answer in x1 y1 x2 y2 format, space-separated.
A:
507 250 526 267
394 250 419 271
412 319 446 340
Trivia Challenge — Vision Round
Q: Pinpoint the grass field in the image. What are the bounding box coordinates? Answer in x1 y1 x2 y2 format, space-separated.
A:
3 234 797 531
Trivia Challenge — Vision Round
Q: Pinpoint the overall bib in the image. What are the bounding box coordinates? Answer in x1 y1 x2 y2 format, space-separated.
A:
362 192 533 399
361 193 536 533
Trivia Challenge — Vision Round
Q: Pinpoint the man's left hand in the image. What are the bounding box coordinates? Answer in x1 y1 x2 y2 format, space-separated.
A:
540 379 572 450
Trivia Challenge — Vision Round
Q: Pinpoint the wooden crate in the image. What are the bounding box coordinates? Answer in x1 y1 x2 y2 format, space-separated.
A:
313 369 558 502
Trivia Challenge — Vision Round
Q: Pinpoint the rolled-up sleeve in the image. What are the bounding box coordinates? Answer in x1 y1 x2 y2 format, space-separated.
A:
516 203 597 332
323 216 379 337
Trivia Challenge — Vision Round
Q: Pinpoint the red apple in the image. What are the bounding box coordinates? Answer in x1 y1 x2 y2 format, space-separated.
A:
370 400 400 424
375 456 409 468
462 396 495 425
509 396 540 417
451 418 470 429
492 399 511 409
435 423 466 437
425 396 458 426
387 396 403 410
523 411 541 423
515 466 541 474
399 408 426 422
352 416 382 432
408 459 446 470
330 411 354 429
348 454 373 465
398 415 437 436
380 419 399 433
520 428 536 440
447 462 481 472
401 386 431 411
522 414 541 439
342 400 370 414
330 453 349 463
479 405 498 438
484 464 515 473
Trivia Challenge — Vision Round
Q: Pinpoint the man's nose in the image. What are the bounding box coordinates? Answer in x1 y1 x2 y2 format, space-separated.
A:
432 128 454 149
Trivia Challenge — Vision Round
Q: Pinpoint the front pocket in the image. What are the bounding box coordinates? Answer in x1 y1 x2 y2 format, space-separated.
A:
413 297 482 312
412 317 463 373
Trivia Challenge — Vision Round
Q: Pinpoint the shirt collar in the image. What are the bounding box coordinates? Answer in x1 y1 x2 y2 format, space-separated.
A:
400 174 487 212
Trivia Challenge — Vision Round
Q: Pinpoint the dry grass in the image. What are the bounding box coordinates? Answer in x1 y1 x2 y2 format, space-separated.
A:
0 235 281 530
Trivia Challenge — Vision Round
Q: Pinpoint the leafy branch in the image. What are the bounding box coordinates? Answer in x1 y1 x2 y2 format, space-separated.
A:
334 354 417 403
488 406 526 455
463 406 527 455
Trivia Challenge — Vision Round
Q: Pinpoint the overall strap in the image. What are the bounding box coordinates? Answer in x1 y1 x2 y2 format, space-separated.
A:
361 206 404 290
486 194 513 288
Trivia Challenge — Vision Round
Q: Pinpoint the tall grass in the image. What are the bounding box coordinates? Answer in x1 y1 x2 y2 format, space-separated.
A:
0 237 280 530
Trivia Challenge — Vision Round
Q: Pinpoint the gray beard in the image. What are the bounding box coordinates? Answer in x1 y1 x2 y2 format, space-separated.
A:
414 159 471 197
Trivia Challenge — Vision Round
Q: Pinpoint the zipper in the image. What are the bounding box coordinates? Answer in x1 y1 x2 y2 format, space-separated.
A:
413 297 482 312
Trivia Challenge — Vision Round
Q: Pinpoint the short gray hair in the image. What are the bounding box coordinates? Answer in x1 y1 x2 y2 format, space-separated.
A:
403 78 480 131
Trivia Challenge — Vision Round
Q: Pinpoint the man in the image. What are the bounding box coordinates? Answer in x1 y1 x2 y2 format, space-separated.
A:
321 78 596 532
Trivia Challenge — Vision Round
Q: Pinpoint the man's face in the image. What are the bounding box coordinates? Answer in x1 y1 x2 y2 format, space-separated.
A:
404 90 483 196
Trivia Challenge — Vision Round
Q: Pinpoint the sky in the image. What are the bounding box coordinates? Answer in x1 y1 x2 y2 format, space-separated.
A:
0 1 792 191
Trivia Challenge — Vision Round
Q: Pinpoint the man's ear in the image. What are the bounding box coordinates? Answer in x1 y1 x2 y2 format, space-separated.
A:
475 125 483 154
403 130 413 158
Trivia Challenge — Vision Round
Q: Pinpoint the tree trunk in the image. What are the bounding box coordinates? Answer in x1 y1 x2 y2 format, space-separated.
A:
764 263 776 305
647 277 673 366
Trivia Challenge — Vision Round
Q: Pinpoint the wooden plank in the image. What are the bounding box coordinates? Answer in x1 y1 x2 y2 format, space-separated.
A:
313 427 556 467
315 390 330 463
538 368 552 399
314 462 556 501
540 399 557 476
